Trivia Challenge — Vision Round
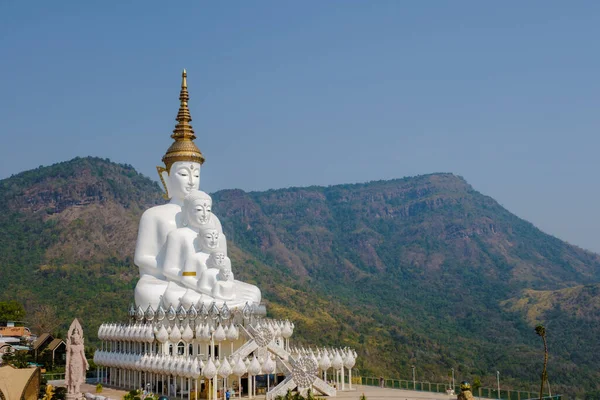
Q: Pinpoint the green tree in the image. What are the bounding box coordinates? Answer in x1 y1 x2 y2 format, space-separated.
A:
535 325 548 400
584 390 600 400
2 349 31 368
472 377 482 394
0 300 25 322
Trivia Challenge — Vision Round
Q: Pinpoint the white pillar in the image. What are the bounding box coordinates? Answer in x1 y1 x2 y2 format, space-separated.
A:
349 368 352 390
213 375 217 400
248 374 253 399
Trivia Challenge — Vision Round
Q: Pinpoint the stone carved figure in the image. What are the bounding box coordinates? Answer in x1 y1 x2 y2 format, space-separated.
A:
65 319 89 399
134 70 259 312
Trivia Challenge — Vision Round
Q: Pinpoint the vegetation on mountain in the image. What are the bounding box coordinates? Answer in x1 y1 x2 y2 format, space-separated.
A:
0 300 26 322
1 349 32 368
0 157 599 397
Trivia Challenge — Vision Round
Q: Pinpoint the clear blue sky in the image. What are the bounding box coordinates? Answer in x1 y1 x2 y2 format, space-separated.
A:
1 2 599 252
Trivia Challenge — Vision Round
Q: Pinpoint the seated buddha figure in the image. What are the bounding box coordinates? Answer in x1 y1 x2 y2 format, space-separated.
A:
160 191 226 308
212 260 235 301
196 248 229 295
133 161 206 310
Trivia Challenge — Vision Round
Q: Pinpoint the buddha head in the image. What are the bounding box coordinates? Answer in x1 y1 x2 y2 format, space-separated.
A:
206 251 227 269
159 162 201 202
216 258 233 282
157 70 205 202
183 190 212 228
198 227 220 251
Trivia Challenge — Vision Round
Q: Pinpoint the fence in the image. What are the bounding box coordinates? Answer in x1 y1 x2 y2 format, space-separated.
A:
43 371 98 381
360 377 561 400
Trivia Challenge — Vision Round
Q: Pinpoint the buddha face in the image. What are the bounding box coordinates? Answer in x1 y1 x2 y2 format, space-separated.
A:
187 198 212 228
207 252 226 268
167 161 201 201
217 258 233 281
200 229 219 250
218 268 233 282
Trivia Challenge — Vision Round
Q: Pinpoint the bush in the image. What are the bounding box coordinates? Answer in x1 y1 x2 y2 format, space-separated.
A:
96 383 103 393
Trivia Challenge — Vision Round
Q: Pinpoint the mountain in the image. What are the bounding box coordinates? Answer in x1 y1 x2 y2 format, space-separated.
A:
1 157 599 397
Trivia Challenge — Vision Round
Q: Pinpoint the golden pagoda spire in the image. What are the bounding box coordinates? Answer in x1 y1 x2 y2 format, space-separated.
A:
161 69 205 171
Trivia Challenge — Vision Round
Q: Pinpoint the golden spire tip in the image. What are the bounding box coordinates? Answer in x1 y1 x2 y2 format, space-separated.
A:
182 69 187 88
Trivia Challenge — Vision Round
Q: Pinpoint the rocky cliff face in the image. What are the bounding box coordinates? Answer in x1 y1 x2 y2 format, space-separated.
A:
214 174 600 290
1 157 599 396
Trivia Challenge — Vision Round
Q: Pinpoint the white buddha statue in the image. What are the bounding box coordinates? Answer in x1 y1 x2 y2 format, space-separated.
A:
134 69 260 311
134 70 223 310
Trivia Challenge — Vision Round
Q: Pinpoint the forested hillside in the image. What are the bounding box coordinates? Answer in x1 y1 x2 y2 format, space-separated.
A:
1 157 599 397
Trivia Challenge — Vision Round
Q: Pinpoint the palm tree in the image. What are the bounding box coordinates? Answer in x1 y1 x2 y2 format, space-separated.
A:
535 325 548 400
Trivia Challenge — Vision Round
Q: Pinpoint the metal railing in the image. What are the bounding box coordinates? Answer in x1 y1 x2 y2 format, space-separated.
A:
360 377 561 400
43 373 65 381
43 371 98 381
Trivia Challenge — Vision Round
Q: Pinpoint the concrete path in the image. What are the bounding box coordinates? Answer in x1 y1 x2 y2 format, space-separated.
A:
47 380 129 400
45 382 462 400
338 385 457 400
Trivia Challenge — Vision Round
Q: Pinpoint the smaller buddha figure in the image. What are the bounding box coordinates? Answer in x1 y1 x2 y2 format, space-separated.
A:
160 193 226 308
162 192 225 283
212 261 235 301
197 250 230 295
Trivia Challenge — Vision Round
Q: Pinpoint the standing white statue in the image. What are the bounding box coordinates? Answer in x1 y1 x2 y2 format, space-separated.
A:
65 319 89 400
134 70 260 312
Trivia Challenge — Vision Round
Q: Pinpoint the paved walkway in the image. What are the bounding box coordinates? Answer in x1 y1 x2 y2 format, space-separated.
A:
47 382 461 400
339 385 457 400
47 380 129 400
